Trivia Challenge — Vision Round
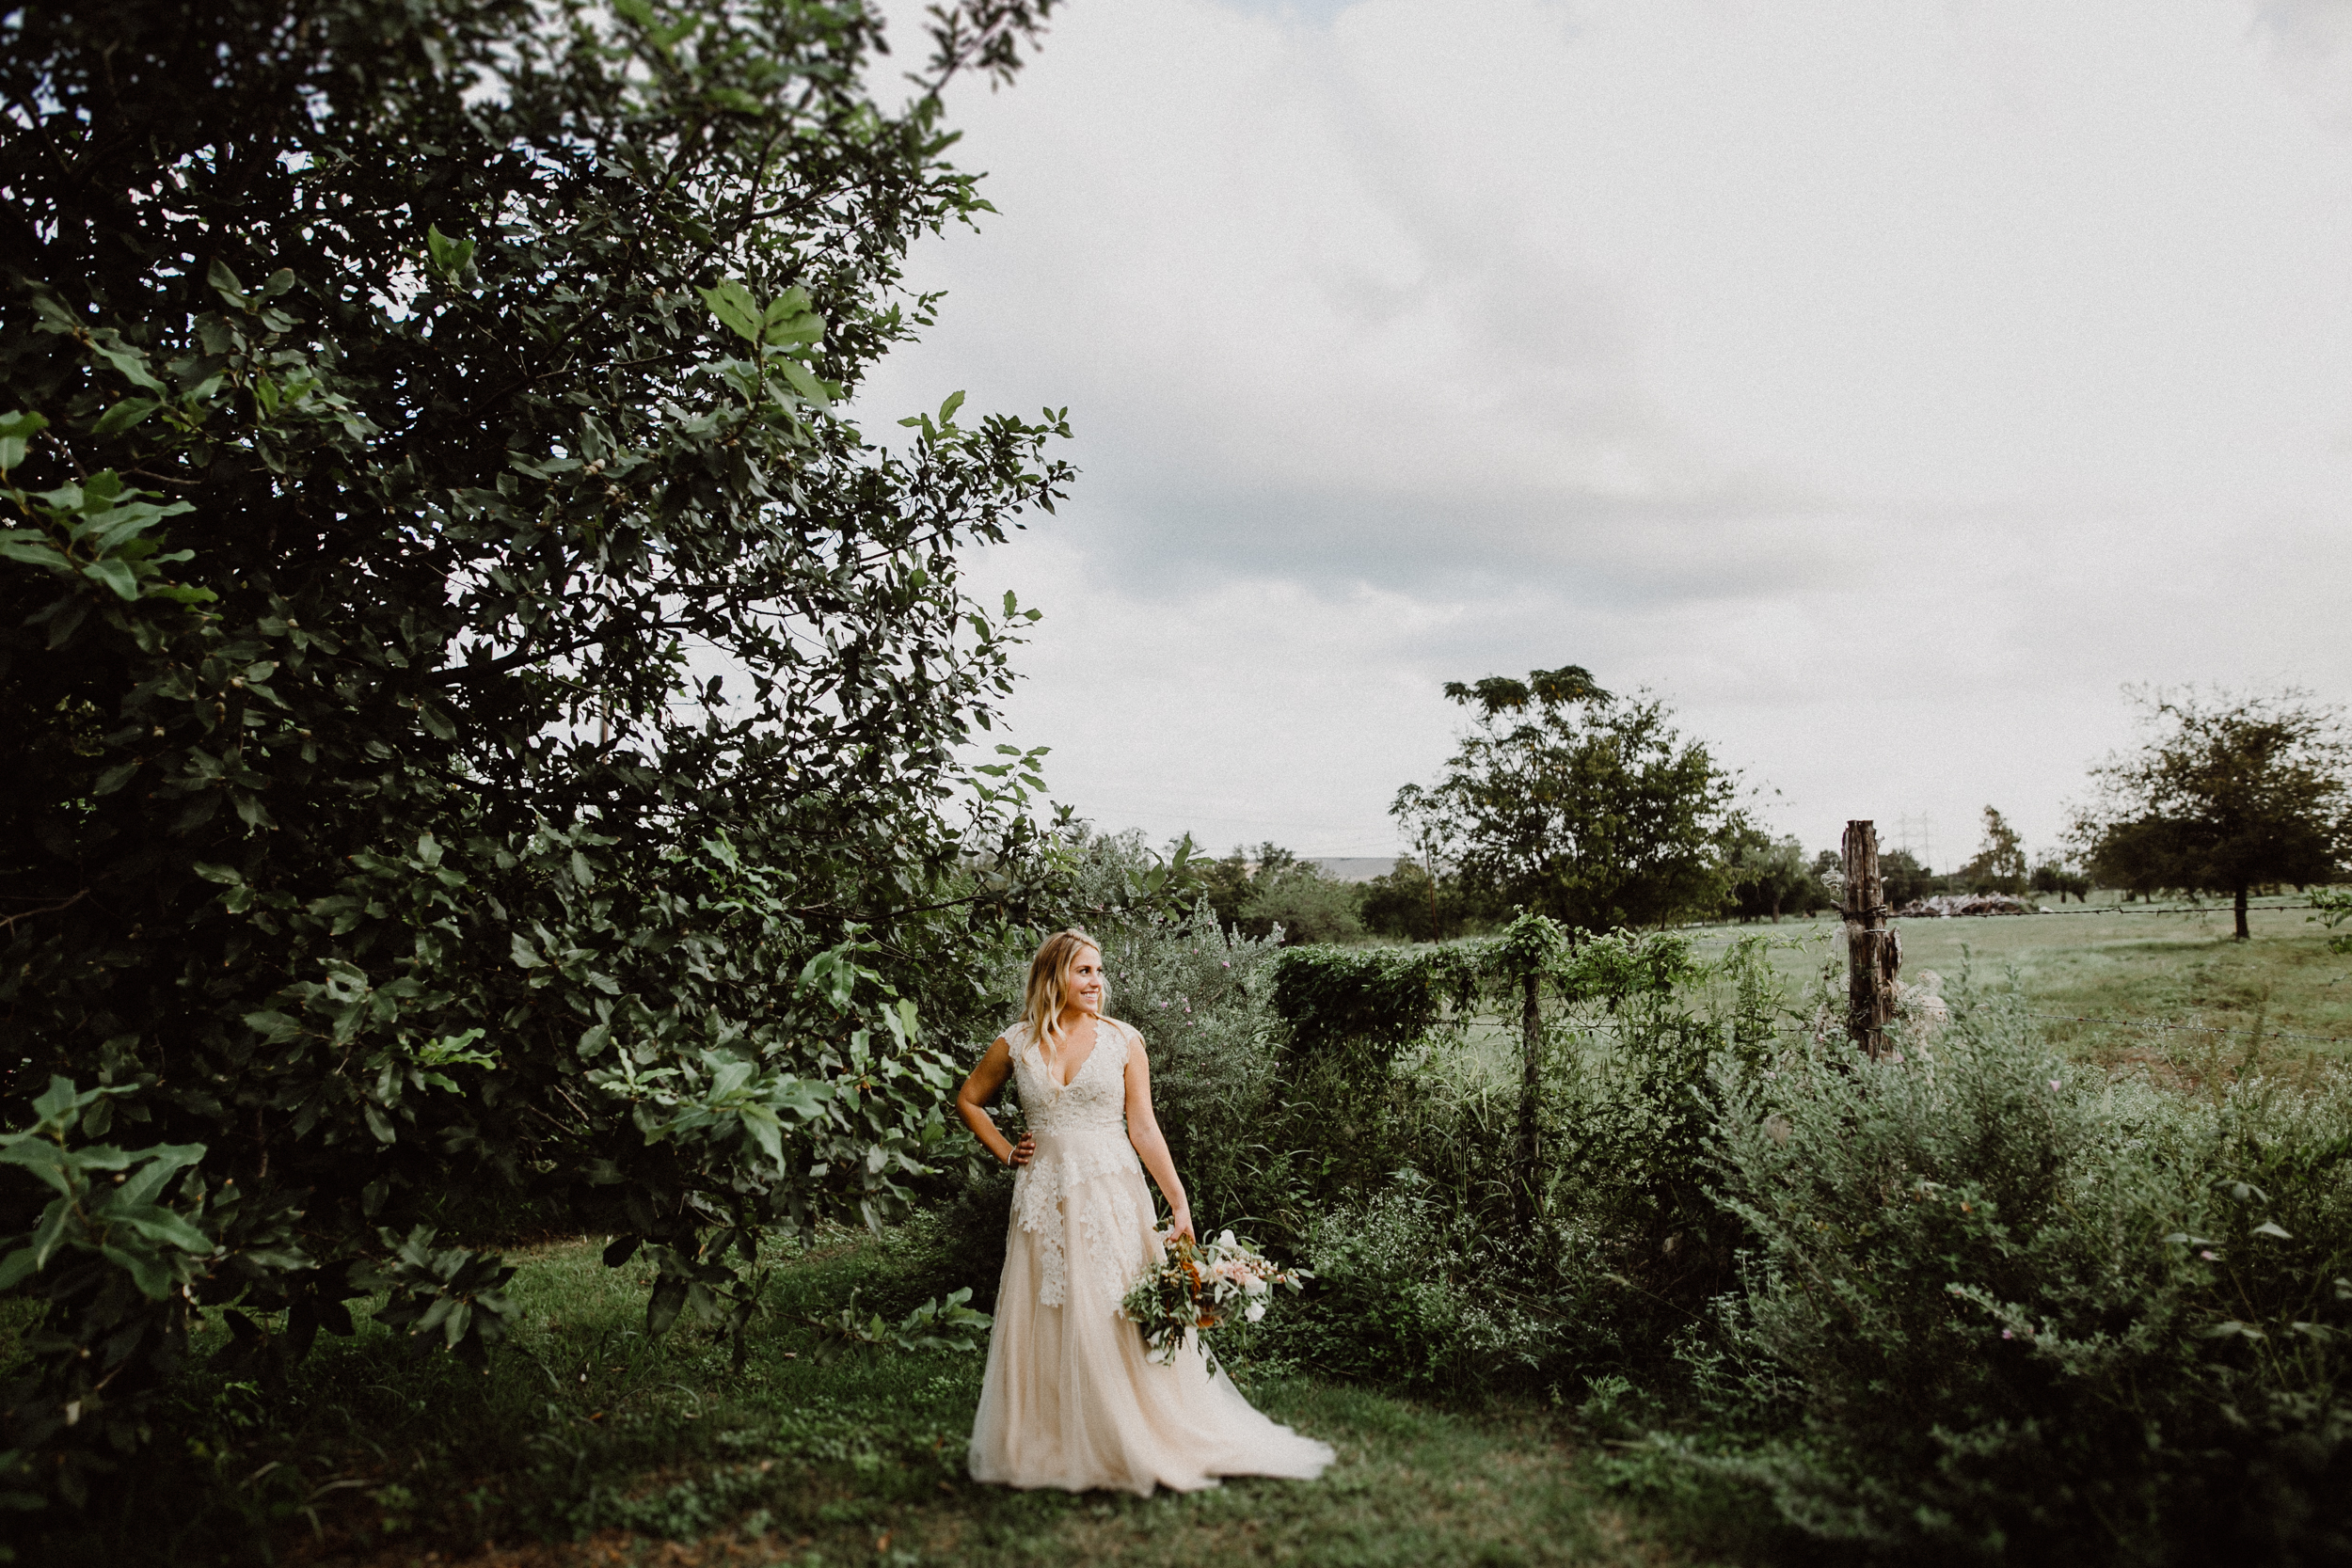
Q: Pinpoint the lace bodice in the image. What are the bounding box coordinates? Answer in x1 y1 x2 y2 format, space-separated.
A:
1002 1017 1143 1309
1008 1018 1135 1136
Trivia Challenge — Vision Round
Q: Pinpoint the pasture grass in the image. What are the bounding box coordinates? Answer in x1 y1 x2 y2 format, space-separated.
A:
1678 896 2352 1075
64 1231 1777 1568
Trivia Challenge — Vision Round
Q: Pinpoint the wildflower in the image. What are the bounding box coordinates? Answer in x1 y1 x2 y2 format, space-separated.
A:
2049 1079 2061 1092
2001 1329 2013 1339
2200 1249 2217 1261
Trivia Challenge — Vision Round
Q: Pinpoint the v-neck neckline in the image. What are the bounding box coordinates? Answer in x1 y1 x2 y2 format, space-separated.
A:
1045 1016 1104 1089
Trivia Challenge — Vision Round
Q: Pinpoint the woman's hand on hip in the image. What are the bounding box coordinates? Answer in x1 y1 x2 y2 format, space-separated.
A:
1003 1133 1036 1168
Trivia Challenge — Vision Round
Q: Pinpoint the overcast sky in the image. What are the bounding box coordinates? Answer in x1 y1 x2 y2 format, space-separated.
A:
855 0 2352 870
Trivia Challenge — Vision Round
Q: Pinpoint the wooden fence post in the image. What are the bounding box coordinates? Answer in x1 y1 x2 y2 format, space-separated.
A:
1516 968 1540 1227
1842 819 1900 1059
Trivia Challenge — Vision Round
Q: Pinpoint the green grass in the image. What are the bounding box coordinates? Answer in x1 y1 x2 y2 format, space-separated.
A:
1677 896 2352 1073
47 1229 1778 1568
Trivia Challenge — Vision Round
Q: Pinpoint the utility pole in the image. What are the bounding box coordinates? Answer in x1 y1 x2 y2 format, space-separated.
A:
1842 819 1900 1058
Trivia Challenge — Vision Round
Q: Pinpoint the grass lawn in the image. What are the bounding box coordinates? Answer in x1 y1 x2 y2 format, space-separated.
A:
61 1231 1775 1568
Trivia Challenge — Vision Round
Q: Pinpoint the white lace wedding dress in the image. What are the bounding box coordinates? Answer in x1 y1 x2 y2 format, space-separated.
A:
966 1018 1335 1494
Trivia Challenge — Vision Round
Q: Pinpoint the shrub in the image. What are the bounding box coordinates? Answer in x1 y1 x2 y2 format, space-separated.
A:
1704 977 2352 1564
1279 1180 1559 1390
1244 863 1366 945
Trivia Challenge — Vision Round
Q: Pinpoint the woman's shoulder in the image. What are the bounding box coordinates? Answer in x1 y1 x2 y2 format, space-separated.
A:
1104 1017 1145 1050
1000 1019 1029 1049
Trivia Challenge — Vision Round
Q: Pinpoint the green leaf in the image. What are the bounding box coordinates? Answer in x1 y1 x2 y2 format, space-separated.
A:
87 332 167 393
509 932 544 969
760 290 822 346
113 1145 205 1207
774 357 834 409
85 557 141 600
92 398 162 438
645 1277 689 1337
0 1246 37 1291
207 259 246 302
243 1010 303 1044
28 293 78 331
116 1207 214 1254
424 224 476 279
0 409 47 472
101 1240 178 1300
698 280 762 344
937 389 965 426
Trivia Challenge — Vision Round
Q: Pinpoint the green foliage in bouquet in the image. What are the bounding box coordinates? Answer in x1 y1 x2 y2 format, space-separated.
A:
0 0 1072 1517
1120 1230 1308 1377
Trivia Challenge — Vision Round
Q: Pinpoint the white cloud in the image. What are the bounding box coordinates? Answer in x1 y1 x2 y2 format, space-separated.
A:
856 0 2352 863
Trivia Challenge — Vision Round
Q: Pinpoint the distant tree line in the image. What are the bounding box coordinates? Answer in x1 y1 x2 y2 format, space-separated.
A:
1156 679 2350 947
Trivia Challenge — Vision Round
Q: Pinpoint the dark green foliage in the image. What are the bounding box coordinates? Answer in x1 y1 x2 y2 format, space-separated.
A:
1191 841 1360 942
0 1079 216 1509
2029 856 2092 903
1269 945 1482 1063
0 0 1070 1512
1722 828 1824 922
1878 847 1939 907
1704 983 2352 1563
1356 855 1495 942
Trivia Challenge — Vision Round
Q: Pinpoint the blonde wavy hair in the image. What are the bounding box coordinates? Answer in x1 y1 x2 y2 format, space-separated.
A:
1020 928 1104 1056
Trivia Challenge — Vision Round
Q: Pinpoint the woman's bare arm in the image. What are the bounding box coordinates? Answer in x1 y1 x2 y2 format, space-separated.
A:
1121 1026 1193 1242
955 1036 1035 1168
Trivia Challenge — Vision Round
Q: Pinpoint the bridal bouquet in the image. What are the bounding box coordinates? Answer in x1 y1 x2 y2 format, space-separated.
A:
1120 1228 1310 1372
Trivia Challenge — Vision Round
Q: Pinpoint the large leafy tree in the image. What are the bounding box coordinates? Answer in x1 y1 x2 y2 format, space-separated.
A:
2071 688 2351 940
1392 667 1741 931
0 0 1071 1506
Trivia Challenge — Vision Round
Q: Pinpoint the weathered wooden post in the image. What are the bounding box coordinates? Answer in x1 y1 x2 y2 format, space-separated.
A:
1516 967 1541 1224
1842 819 1900 1058
1498 911 1565 1228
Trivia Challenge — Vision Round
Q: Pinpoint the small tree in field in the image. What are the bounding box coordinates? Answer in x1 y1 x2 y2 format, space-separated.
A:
1392 666 1740 931
2030 853 2092 904
1961 807 2028 895
2071 689 2352 940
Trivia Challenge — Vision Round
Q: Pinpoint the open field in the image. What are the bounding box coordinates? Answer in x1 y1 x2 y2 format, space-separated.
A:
1677 896 2352 1075
56 1232 1775 1568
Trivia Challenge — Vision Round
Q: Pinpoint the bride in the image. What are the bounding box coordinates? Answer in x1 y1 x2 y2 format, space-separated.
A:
955 928 1335 1495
